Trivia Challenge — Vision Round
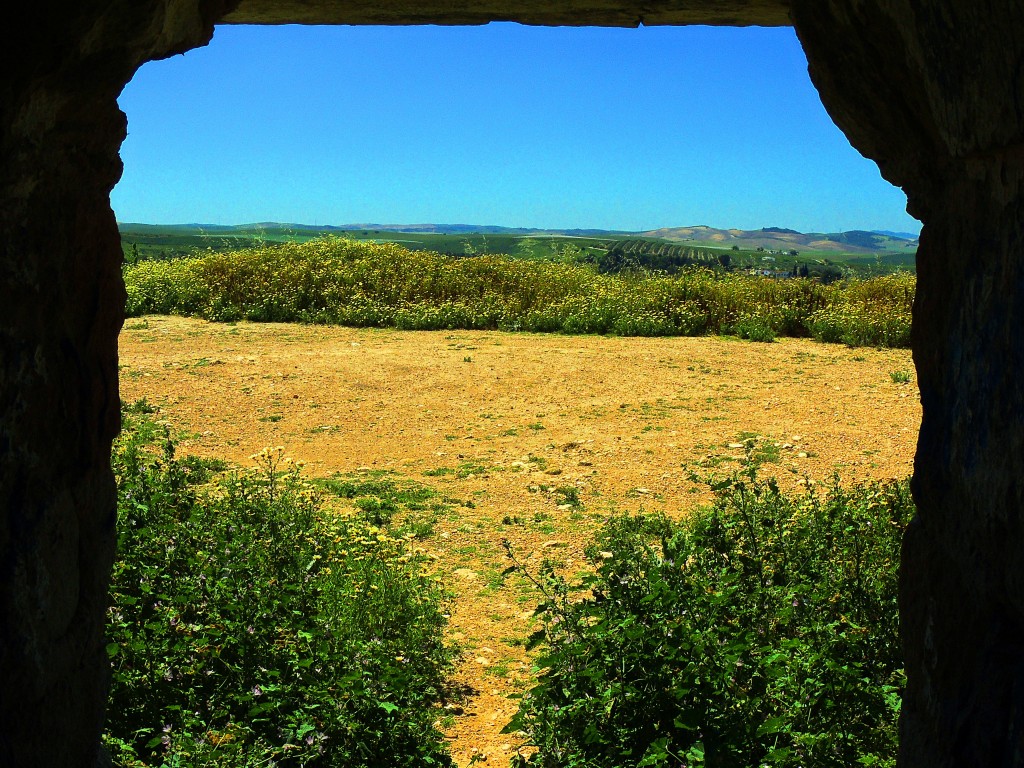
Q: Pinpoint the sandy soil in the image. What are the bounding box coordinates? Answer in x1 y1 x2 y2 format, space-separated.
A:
119 315 920 767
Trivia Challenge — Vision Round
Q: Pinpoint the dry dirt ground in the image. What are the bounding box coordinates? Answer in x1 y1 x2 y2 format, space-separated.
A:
119 315 920 767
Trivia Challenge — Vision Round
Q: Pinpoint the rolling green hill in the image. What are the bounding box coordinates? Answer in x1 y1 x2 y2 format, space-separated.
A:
118 222 917 276
641 225 918 255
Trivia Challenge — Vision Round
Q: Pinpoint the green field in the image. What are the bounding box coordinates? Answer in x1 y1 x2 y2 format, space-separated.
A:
119 223 916 279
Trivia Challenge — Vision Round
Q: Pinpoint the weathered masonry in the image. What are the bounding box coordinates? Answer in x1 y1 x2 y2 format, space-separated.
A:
2 1 1022 765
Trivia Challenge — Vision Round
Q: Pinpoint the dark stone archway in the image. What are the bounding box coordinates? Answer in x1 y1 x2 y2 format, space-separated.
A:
1 2 1021 766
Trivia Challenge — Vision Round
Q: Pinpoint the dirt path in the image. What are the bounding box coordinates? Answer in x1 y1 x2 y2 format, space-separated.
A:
119 316 920 767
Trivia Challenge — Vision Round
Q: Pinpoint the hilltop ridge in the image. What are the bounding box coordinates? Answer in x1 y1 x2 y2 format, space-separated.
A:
640 225 918 254
118 221 919 255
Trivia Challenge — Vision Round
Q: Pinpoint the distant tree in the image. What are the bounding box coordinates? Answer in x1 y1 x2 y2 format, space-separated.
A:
718 252 732 270
598 245 641 274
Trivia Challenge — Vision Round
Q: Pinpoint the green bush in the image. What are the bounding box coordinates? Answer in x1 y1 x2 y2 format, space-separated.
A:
805 273 913 348
505 469 912 768
732 315 777 343
105 407 455 767
123 237 914 348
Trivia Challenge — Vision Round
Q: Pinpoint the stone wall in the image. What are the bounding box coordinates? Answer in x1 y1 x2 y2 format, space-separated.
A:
790 4 1024 763
222 0 791 26
0 3 234 764
1 1 1021 766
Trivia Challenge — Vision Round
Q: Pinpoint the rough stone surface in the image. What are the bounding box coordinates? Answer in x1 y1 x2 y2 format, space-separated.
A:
791 4 1024 765
223 0 791 27
0 3 234 765
1 1 1022 767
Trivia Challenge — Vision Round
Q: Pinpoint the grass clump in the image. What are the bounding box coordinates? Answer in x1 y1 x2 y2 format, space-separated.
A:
124 237 914 348
319 469 447 538
504 469 912 768
105 405 455 767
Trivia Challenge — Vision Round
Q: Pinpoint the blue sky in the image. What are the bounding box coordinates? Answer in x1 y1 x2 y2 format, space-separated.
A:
112 23 919 234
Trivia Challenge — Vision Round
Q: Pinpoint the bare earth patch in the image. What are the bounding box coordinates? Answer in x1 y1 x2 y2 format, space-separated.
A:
119 315 920 768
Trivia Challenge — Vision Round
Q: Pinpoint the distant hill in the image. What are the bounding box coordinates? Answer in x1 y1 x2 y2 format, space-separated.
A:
118 222 918 255
118 222 635 237
872 229 920 240
640 225 918 254
317 223 633 237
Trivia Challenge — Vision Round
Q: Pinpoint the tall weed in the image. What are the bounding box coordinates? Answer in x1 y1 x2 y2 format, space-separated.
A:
124 238 914 348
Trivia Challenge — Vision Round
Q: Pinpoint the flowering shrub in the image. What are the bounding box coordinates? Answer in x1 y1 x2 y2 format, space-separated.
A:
123 238 915 347
105 403 455 767
505 469 912 768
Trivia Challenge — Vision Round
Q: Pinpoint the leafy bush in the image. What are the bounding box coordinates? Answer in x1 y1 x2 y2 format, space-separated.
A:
105 407 455 767
505 469 912 768
732 315 777 343
123 238 914 348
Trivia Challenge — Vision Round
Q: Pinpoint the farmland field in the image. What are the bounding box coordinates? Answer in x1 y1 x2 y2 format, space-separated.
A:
118 316 919 767
119 222 916 277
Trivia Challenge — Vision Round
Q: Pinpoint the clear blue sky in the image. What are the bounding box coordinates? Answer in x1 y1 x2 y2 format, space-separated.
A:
112 23 920 234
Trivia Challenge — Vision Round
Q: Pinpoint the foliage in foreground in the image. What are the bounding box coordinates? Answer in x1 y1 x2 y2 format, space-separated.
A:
506 470 912 768
105 403 455 767
123 237 914 347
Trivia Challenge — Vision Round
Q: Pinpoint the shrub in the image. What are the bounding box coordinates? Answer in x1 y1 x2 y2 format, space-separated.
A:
123 238 915 348
732 315 777 343
505 469 912 768
105 406 455 767
804 273 913 348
